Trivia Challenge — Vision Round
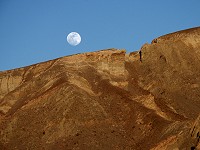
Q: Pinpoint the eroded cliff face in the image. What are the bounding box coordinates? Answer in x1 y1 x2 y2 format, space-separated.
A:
0 27 200 149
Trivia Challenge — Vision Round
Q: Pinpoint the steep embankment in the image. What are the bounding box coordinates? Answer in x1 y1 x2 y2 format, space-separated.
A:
0 27 200 149
135 27 200 149
138 27 200 119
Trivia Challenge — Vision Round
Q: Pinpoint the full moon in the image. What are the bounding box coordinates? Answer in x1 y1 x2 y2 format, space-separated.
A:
67 32 81 46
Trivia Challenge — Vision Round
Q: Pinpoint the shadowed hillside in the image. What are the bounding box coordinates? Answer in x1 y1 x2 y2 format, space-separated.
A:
0 27 200 149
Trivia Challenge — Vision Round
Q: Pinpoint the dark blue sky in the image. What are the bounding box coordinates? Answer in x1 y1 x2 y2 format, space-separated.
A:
0 0 200 71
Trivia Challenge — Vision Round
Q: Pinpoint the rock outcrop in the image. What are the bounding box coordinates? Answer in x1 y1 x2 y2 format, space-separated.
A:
0 27 200 149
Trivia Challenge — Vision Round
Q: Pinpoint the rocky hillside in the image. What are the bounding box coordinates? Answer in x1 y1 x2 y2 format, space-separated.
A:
0 27 200 149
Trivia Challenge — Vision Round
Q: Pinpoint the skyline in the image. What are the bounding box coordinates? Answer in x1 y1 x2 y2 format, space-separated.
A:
0 0 200 71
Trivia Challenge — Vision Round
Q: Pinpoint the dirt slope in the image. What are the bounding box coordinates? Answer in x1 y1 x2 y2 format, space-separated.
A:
0 27 200 149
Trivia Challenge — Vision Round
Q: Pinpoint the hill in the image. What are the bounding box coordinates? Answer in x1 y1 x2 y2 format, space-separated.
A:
0 27 200 149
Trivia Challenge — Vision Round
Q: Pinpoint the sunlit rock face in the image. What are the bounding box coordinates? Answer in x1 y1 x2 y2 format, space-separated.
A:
0 27 200 149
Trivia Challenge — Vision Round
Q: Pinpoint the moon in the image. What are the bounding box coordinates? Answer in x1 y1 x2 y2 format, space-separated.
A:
67 32 81 46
